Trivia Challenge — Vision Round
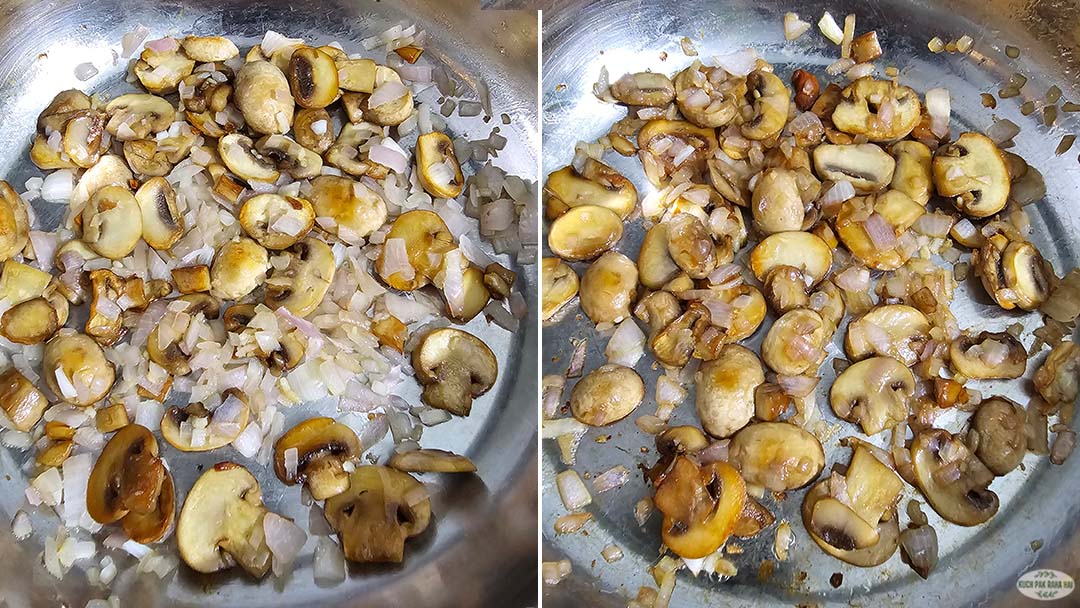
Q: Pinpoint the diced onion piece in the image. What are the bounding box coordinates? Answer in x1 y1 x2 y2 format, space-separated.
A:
556 470 592 511
863 213 898 249
925 88 951 138
554 512 592 534
543 560 572 586
714 48 760 77
605 319 645 367
312 537 346 584
592 465 631 493
818 11 844 44
602 544 624 563
784 13 812 40
369 81 408 108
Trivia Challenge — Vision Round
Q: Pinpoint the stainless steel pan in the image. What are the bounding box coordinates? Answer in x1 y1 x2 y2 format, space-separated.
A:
0 1 538 606
541 0 1080 606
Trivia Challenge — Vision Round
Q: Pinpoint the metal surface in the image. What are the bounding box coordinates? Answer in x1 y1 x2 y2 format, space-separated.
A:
541 0 1080 606
0 1 538 607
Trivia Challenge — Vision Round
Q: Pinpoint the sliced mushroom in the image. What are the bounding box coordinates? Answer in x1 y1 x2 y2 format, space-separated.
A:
147 296 219 376
763 265 809 315
729 422 825 491
71 155 134 210
696 284 768 350
802 480 900 566
1034 341 1080 406
218 133 280 183
653 457 746 559
890 140 933 206
376 209 454 290
547 205 623 261
975 234 1052 311
176 463 273 577
293 107 334 154
845 304 931 366
416 131 466 199
546 158 637 222
968 397 1026 475
579 251 638 325
570 364 645 426
910 429 999 526
0 368 48 431
541 257 579 321
263 329 306 375
134 47 195 94
209 237 269 301
635 290 682 340
255 134 323 179
809 496 880 550
949 331 1026 379
264 238 336 317
611 71 675 106
323 466 431 563
82 185 142 260
180 35 239 62
761 309 828 376
836 190 924 271
637 120 718 185
122 139 171 177
61 110 107 168
740 70 790 141
0 259 52 306
749 231 832 288
830 357 914 435
733 495 776 538
636 223 681 290
30 133 77 170
87 424 167 524
86 269 148 345
238 193 315 250
335 58 377 93
695 344 764 438
286 46 339 108
234 60 294 135
646 426 710 485
751 168 805 235
324 122 386 177
135 177 184 250
121 472 175 544
37 89 91 129
161 393 251 452
104 94 175 142
932 133 1010 218
413 328 498 416
664 214 717 279
43 332 115 406
673 63 744 128
0 297 59 344
482 263 516 301
813 143 896 194
436 254 490 323
651 302 709 367
0 181 29 261
388 449 477 474
354 66 414 126
273 417 362 500
308 175 387 244
831 78 921 141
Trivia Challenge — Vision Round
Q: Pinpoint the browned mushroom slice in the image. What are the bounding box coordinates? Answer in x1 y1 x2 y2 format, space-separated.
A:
652 456 746 559
949 331 1027 380
135 177 184 250
695 344 763 438
0 297 59 344
86 424 167 524
43 331 116 406
376 210 455 290
802 480 900 566
1034 341 1080 406
541 258 578 321
263 238 336 317
831 78 921 141
389 449 477 473
910 429 999 526
0 368 49 431
968 397 1027 476
547 205 624 262
645 426 709 486
544 158 637 220
416 131 466 199
160 392 251 452
728 422 825 492
323 466 431 563
121 472 175 544
932 133 1010 218
287 46 340 109
413 328 499 416
273 417 363 500
829 357 914 435
845 304 931 366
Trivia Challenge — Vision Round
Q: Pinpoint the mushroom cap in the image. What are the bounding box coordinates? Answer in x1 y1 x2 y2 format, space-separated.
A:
569 363 645 427
910 429 999 526
932 132 1010 218
0 367 48 431
948 331 1027 380
273 417 362 500
86 424 165 524
545 158 636 220
161 393 251 452
324 466 431 563
829 356 914 435
728 422 825 492
413 327 498 417
695 344 763 438
417 131 466 200
802 480 900 566
376 209 455 290
547 205 624 262
263 237 336 317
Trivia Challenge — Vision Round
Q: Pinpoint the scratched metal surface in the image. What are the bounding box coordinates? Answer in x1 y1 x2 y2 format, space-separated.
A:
0 0 538 606
541 0 1080 606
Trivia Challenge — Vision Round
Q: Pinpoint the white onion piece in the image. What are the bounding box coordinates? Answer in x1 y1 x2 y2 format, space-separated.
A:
368 81 408 108
264 512 307 577
605 319 645 367
776 374 820 397
784 13 812 40
543 560 572 586
592 465 631 493
368 137 409 174
696 439 731 464
121 25 150 58
41 169 75 203
714 48 760 77
925 88 951 138
986 118 1020 144
899 525 939 578
863 213 898 249
260 30 302 55
542 417 588 439
556 470 592 510
380 238 415 280
313 537 346 584
834 266 870 292
61 453 92 528
818 11 844 44
702 297 735 328
74 62 99 81
396 64 432 83
542 375 566 419
10 510 31 540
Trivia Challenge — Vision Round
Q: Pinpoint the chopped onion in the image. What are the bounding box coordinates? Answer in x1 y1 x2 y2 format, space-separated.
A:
556 470 592 510
61 453 92 528
696 439 730 464
714 48 760 77
925 88 950 138
846 62 875 80
74 62 98 81
369 81 408 108
260 30 302 55
634 498 653 526
818 11 844 44
41 169 75 203
826 57 855 76
776 374 820 397
834 266 870 292
379 238 415 281
592 465 631 493
986 118 1020 144
264 512 307 577
145 36 179 53
121 25 150 58
10 511 31 540
784 13 812 40
899 525 939 578
542 417 589 439
396 64 432 83
369 137 410 174
554 512 592 534
863 213 898 249
543 560 572 586
566 340 587 377
313 537 346 584
702 297 735 328
1051 428 1076 465
605 319 645 367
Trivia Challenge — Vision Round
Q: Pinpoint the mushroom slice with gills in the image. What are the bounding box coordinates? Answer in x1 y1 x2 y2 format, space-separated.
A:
637 120 718 186
86 424 167 524
264 238 336 316
541 257 579 321
323 466 431 564
0 368 48 431
836 190 925 271
209 237 269 301
416 132 466 199
809 495 880 551
37 89 91 130
255 134 323 180
637 223 681 289
949 331 1027 380
845 304 931 367
802 480 901 566
222 303 257 333
308 175 388 243
570 363 645 427
813 143 896 194
263 329 306 376
218 133 280 184
0 181 29 261
335 58 377 93
87 269 151 345
910 429 999 526
62 110 107 168
844 443 905 529
749 231 832 288
969 397 1027 476
610 71 676 107
177 463 274 577
43 331 116 406
0 297 59 345
135 177 184 251
184 109 227 138
375 209 454 290
70 155 133 210
30 133 78 170
81 185 143 260
665 214 717 279
763 265 810 315
751 167 805 235
932 133 1010 218
732 495 776 538
273 417 362 500
121 471 175 544
293 108 333 154
180 35 239 62
355 66 414 126
646 426 710 486
579 251 638 325
104 94 175 141
636 290 682 340
695 344 764 438
740 70 790 141
831 78 922 141
286 46 340 108
134 47 195 95
653 456 746 559
977 237 1053 311
413 328 498 416
161 393 252 452
1035 341 1080 406
652 302 711 367
830 357 914 435
547 205 623 262
673 62 744 128
238 193 315 250
890 140 933 206
234 60 294 135
761 309 829 376
123 140 174 177
728 422 826 492
388 449 477 474
324 122 385 177
340 92 369 124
